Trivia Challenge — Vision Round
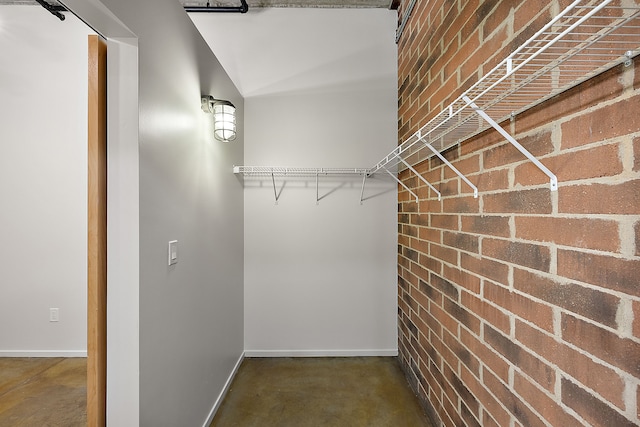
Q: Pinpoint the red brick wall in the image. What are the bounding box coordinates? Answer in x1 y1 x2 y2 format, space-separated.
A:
395 1 640 426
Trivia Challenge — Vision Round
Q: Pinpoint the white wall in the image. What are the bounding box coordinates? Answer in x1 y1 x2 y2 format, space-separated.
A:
0 7 93 356
192 9 398 356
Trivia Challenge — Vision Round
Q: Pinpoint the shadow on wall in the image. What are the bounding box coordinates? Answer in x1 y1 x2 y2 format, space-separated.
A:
238 174 396 204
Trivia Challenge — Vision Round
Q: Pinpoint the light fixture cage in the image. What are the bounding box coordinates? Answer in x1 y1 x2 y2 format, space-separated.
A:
201 95 237 142
213 101 236 142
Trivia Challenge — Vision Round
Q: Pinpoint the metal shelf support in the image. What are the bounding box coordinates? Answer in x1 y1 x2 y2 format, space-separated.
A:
359 174 368 205
464 96 558 191
271 172 280 204
398 157 441 201
422 138 479 198
384 167 419 204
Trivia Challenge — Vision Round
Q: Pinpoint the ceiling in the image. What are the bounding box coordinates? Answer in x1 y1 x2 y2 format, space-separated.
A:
0 0 395 8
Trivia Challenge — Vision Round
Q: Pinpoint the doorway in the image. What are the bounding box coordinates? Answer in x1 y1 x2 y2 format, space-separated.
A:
0 5 99 425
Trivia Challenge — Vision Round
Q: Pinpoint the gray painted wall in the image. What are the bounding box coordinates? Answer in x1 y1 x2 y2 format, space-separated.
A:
62 0 245 425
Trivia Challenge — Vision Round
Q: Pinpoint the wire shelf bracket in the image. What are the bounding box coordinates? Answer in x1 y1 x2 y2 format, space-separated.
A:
398 157 441 201
359 174 368 205
271 172 280 204
464 96 558 191
422 138 479 198
383 167 419 204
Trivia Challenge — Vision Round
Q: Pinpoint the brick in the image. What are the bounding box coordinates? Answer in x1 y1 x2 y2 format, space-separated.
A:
461 328 510 383
485 281 554 332
481 410 500 427
559 180 640 215
484 188 552 214
460 401 481 427
443 154 481 180
484 369 547 427
484 132 553 170
484 324 555 392
561 95 640 148
442 327 480 375
411 287 431 312
430 213 459 230
557 249 640 297
443 265 481 294
403 247 420 262
429 243 458 266
461 291 510 334
461 124 504 157
442 361 480 416
562 313 640 377
514 268 620 328
515 143 623 187
411 262 430 283
419 253 443 274
514 372 582 427
441 392 463 427
483 1 513 38
433 333 460 376
562 377 637 427
429 273 459 301
403 224 419 238
475 168 509 192
516 64 626 134
419 279 442 306
418 226 441 244
439 178 461 197
514 1 550 33
430 299 460 337
444 296 481 334
483 238 551 272
461 215 510 237
443 195 480 214
515 217 620 253
418 305 443 339
443 231 479 253
460 361 511 427
461 253 509 286
410 237 429 256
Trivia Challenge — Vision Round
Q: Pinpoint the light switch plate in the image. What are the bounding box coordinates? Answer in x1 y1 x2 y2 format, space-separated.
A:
168 240 178 266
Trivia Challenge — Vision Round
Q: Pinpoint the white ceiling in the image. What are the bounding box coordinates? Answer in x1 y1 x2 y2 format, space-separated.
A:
190 7 397 98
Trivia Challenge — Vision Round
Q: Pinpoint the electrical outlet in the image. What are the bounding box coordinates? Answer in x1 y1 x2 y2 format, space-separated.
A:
49 308 59 322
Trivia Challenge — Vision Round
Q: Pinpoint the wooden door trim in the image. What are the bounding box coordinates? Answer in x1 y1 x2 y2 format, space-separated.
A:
87 34 107 427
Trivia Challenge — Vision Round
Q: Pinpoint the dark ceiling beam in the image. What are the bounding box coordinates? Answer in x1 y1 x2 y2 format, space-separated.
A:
34 0 65 20
184 0 248 13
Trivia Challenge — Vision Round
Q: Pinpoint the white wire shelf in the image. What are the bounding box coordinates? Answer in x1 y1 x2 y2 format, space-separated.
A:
234 0 640 200
372 0 640 188
233 166 370 176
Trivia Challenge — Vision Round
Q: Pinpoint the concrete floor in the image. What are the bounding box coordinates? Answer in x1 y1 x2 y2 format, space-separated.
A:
0 358 86 426
211 357 433 427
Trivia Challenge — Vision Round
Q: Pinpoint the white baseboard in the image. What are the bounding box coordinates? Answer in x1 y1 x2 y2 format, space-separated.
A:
202 351 245 427
0 350 87 357
244 349 398 357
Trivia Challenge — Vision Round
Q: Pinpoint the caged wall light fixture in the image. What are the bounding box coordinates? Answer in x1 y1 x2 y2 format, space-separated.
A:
201 95 237 142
